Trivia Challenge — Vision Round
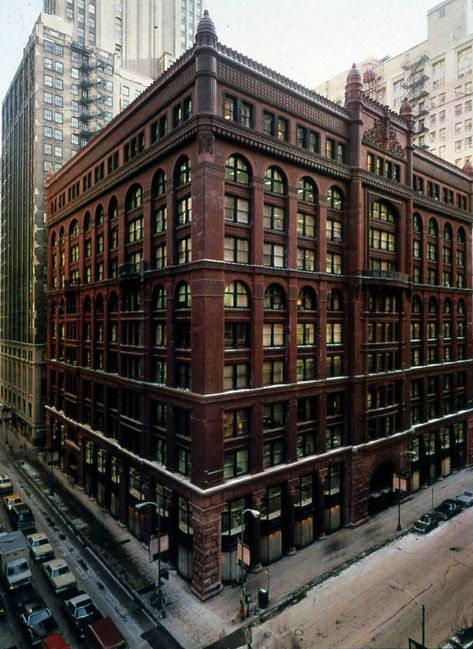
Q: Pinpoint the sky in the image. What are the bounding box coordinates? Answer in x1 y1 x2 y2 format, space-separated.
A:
0 0 436 107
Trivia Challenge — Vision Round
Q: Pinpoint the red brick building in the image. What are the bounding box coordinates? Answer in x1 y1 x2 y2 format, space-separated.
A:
45 12 473 600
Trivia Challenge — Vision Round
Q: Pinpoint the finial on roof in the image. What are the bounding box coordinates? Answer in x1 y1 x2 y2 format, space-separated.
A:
463 158 473 175
195 9 217 47
399 97 414 130
345 63 362 106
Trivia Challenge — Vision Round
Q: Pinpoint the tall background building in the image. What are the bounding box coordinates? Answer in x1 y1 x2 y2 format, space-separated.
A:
315 0 473 167
0 0 202 444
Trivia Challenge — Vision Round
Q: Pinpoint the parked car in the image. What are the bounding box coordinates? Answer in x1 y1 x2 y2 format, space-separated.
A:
41 633 71 649
10 503 36 533
0 474 13 495
42 558 77 594
411 512 439 534
434 498 463 520
3 493 23 511
19 595 58 646
84 616 127 649
442 626 473 648
455 490 473 508
27 533 54 563
63 591 102 638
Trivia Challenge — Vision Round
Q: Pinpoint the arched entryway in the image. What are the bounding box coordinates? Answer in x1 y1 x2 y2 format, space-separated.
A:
368 461 394 515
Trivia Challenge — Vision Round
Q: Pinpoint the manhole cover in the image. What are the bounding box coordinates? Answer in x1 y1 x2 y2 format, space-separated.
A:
295 629 304 636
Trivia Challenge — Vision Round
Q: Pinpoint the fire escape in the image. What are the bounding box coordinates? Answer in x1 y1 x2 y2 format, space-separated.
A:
72 42 114 147
401 54 430 148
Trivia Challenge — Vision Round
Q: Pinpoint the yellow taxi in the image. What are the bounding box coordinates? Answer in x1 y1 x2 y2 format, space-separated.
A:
3 493 23 511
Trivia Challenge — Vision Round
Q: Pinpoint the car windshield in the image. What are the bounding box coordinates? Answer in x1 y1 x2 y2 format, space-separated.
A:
76 602 95 618
8 561 28 575
53 565 70 576
29 609 51 624
35 538 48 547
415 521 428 529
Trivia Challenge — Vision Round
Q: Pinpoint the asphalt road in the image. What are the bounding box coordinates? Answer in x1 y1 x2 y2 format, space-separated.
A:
250 505 473 648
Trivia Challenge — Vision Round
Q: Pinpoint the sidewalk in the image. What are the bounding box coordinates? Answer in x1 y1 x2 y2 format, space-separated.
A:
10 434 473 649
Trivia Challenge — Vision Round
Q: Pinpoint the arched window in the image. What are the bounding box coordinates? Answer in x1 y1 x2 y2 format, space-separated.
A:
444 223 452 240
224 281 249 308
264 166 286 195
444 298 452 314
108 197 118 220
125 184 143 211
176 282 191 309
84 211 91 231
225 155 250 185
327 186 343 210
412 296 422 314
59 227 65 244
51 232 57 248
153 285 166 310
69 220 79 238
298 287 317 311
83 295 91 313
152 170 166 198
457 227 466 244
175 156 191 187
95 294 104 314
327 289 343 311
428 218 438 237
428 297 438 314
298 177 317 204
95 204 104 226
264 284 285 310
413 213 422 232
458 298 466 314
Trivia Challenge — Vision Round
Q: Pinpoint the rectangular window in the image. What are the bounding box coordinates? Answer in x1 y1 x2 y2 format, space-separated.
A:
326 252 342 274
263 243 285 267
224 237 249 263
262 360 284 385
224 195 249 224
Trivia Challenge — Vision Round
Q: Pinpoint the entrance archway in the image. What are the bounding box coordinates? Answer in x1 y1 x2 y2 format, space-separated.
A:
368 461 394 515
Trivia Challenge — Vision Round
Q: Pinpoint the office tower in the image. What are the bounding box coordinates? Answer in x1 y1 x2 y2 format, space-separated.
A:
315 0 473 167
45 13 473 600
0 0 202 443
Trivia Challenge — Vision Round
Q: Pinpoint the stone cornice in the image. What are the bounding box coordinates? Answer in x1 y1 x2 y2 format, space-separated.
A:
212 118 351 180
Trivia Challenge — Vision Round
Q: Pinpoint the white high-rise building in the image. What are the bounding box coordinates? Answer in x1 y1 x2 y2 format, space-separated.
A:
0 0 202 444
314 0 473 167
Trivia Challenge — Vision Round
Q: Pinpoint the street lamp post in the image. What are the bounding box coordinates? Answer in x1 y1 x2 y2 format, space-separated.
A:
396 451 416 531
239 508 260 620
135 500 163 610
389 580 426 648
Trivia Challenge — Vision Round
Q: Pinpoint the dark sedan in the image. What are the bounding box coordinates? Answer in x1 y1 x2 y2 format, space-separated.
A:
411 512 439 534
63 591 102 638
434 498 462 520
19 596 58 646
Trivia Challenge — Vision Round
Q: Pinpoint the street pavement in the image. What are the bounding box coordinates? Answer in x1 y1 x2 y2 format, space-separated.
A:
7 433 473 649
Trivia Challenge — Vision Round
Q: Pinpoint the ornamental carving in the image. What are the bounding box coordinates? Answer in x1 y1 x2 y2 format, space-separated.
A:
363 118 404 158
198 131 215 155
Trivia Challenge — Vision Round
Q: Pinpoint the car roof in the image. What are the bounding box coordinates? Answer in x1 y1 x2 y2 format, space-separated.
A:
28 532 48 540
66 592 90 606
24 598 47 614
